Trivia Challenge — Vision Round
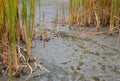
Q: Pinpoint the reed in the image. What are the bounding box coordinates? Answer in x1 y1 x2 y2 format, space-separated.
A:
0 0 38 80
69 0 120 33
2 0 19 80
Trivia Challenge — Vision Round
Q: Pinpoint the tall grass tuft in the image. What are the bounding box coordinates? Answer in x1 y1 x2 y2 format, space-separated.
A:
69 0 120 33
0 0 38 80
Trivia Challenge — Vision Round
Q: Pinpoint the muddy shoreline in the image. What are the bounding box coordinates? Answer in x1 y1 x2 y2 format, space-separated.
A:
1 0 120 81
11 27 120 81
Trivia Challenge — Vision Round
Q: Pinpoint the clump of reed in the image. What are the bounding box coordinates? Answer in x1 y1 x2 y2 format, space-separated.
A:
0 0 48 81
68 0 120 33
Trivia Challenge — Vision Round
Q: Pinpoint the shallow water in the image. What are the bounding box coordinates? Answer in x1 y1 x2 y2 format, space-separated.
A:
2 0 120 81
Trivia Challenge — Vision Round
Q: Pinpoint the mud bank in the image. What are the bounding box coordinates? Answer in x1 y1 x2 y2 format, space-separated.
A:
1 0 120 81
